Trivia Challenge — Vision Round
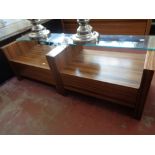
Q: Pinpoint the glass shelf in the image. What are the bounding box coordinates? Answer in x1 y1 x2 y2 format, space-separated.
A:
16 33 155 51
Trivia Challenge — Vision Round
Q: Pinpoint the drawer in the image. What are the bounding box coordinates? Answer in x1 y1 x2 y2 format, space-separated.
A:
12 62 55 85
62 73 138 107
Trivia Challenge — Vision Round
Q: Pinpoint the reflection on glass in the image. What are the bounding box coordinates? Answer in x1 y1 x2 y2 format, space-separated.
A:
16 33 155 51
98 41 138 48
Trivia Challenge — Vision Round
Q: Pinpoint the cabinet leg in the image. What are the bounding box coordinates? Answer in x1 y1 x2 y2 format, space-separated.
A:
55 78 66 95
134 109 143 120
46 55 66 96
134 70 154 120
17 75 23 81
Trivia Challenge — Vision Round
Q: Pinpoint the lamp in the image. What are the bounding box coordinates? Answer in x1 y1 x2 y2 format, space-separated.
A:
28 19 50 40
72 19 99 44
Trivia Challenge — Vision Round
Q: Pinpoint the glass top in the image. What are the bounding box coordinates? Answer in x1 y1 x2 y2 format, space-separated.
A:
16 33 155 51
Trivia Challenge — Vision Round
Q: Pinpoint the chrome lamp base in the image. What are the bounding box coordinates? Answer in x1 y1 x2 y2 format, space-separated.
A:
28 19 50 40
72 19 99 44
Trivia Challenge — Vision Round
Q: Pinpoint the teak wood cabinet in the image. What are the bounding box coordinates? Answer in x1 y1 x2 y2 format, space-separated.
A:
2 40 155 119
2 41 56 85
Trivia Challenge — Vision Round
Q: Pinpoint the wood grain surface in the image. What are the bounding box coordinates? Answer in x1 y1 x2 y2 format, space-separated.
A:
144 51 155 71
2 41 56 85
2 40 154 119
62 47 146 89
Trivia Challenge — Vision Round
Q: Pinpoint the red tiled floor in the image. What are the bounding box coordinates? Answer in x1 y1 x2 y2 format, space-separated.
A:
0 74 155 134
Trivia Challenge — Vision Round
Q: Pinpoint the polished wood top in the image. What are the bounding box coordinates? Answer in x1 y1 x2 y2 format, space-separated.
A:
62 47 146 89
11 44 55 69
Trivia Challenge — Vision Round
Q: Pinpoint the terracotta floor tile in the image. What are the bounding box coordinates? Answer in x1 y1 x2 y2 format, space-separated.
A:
0 74 155 134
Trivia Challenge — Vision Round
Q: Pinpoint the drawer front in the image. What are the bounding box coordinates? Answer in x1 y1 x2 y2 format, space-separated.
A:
12 62 55 85
62 73 138 107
